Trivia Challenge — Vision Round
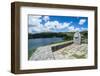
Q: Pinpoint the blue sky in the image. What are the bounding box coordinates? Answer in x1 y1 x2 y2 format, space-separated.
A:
28 15 88 33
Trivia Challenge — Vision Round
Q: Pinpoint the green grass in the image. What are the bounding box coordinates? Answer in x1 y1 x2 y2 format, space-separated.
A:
50 40 73 47
49 40 67 45
72 53 86 59
28 48 37 60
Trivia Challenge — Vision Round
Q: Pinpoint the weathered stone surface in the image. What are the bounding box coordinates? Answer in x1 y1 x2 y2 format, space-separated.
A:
30 45 55 60
53 44 88 59
73 31 81 44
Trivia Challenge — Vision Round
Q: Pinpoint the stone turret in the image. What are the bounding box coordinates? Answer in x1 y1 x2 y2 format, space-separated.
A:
73 31 81 45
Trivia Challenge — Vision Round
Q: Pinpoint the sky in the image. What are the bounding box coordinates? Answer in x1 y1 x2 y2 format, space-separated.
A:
28 15 88 34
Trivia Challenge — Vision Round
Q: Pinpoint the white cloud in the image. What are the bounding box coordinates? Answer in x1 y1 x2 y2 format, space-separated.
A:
81 27 87 31
79 19 86 25
28 15 42 26
75 28 80 31
62 22 70 28
51 21 61 29
68 26 74 31
44 21 71 31
28 27 40 33
28 16 44 33
44 21 59 31
68 26 80 32
43 16 50 22
28 24 43 33
28 15 73 33
44 21 55 31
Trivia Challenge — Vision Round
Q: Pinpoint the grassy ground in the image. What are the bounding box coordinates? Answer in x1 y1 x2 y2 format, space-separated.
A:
50 40 73 47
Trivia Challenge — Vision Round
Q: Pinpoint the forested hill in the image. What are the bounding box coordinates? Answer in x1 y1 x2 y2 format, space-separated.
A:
28 31 88 40
28 32 68 39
